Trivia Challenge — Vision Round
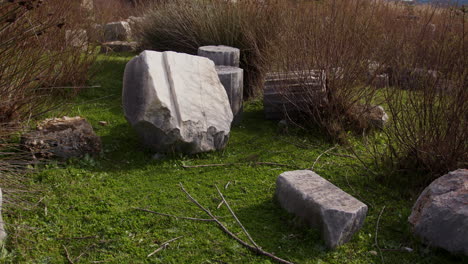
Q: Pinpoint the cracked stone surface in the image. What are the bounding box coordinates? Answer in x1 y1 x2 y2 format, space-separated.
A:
123 50 233 154
409 169 468 256
276 170 368 248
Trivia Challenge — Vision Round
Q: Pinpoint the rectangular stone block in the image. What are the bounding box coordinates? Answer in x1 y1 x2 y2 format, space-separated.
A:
263 70 327 120
275 170 368 248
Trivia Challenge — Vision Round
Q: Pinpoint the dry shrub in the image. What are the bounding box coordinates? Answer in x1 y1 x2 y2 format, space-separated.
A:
0 0 97 216
1 0 97 126
273 0 467 182
372 3 467 183
93 0 149 24
138 0 285 99
272 0 386 141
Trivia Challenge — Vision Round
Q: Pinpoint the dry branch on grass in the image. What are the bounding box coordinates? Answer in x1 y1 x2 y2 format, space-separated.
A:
181 162 299 169
147 236 183 257
137 183 294 264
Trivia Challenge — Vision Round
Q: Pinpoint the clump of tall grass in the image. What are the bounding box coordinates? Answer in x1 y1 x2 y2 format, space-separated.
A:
138 0 285 99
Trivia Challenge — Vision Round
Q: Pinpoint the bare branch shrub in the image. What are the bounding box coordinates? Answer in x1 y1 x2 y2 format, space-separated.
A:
0 0 97 220
272 0 388 142
273 0 467 182
93 0 150 24
370 3 467 183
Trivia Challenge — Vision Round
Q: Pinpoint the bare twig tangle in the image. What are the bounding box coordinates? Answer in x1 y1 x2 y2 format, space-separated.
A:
147 236 184 257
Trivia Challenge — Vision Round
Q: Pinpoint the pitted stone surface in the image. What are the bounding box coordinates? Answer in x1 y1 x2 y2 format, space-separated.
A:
123 50 233 154
276 170 368 248
409 169 468 256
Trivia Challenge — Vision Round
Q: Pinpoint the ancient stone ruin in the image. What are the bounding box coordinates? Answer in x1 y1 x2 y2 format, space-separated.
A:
275 170 368 248
101 21 138 53
198 45 244 124
264 70 327 120
409 169 468 256
123 50 233 154
21 116 101 159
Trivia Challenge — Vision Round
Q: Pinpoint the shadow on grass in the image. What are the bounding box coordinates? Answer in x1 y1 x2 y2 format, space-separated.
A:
224 198 333 263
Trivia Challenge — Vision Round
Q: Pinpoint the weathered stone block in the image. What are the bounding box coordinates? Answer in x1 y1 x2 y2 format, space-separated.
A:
198 45 240 67
123 50 233 154
409 169 468 256
264 70 327 120
21 116 101 159
104 21 132 42
276 170 368 248
216 66 243 125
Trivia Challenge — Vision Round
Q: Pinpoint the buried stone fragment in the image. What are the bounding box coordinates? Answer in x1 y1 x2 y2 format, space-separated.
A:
275 170 368 248
21 116 101 159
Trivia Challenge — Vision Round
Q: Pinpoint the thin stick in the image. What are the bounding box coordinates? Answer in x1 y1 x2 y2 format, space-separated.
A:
75 243 97 263
62 245 74 264
134 207 215 222
181 162 298 169
179 184 294 264
217 200 225 209
311 146 337 170
215 185 260 250
147 236 184 257
57 236 98 240
375 206 386 264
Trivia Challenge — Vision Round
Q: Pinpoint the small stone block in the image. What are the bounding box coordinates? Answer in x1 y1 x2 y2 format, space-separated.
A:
216 66 243 125
198 45 240 67
276 170 368 248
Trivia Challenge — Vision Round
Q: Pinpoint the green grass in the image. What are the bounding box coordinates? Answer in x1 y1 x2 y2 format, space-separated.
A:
3 53 466 264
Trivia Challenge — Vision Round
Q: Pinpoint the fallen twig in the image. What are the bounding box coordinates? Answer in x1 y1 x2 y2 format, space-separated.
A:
62 245 74 264
181 162 298 169
57 236 99 240
74 243 98 263
310 146 337 170
147 236 184 257
375 206 386 264
138 184 294 264
179 183 294 264
215 185 260 249
134 207 215 222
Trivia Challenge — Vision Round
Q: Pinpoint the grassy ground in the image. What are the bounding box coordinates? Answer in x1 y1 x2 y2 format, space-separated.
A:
3 53 466 264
